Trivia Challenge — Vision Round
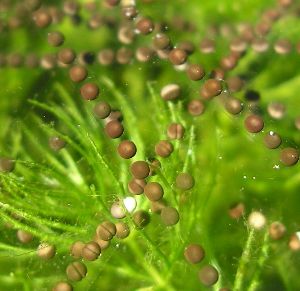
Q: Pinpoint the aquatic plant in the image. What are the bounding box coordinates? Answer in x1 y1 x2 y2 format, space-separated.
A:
0 0 300 290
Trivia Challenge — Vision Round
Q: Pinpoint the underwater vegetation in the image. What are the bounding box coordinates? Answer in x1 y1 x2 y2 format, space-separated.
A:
0 0 300 290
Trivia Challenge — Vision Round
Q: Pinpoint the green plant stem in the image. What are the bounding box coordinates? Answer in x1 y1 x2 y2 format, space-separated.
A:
60 149 86 187
86 132 125 196
36 117 87 158
106 264 152 282
89 184 110 216
183 125 195 172
33 100 118 194
157 170 178 205
0 211 55 242
233 228 256 291
0 243 35 256
147 82 169 139
102 77 145 157
137 229 170 268
28 100 89 153
127 238 175 291
22 125 66 174
247 230 270 291
54 82 87 125
0 201 84 234
126 214 170 269
167 102 177 122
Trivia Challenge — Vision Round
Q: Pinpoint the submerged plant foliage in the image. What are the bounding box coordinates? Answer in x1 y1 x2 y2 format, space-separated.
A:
0 0 300 290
